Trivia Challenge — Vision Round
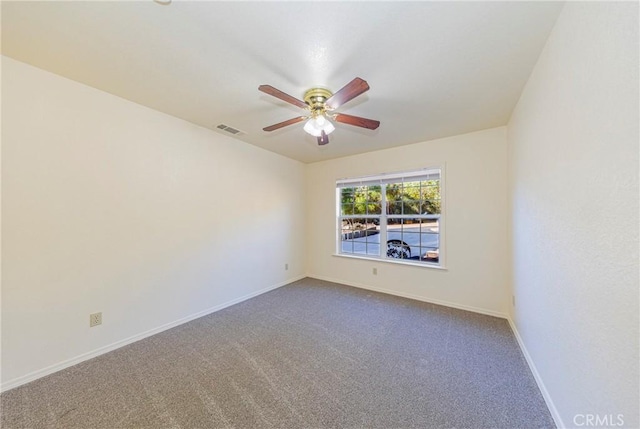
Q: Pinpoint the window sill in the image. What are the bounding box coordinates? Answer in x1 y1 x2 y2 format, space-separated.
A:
332 253 447 270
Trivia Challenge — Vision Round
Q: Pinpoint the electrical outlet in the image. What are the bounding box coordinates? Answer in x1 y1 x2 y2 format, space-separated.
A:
373 267 378 275
285 263 289 271
90 312 102 327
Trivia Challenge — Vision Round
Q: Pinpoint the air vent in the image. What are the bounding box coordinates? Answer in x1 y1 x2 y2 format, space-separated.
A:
216 124 244 135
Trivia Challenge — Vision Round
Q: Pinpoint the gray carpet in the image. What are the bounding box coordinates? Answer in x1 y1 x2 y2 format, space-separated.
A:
1 278 554 428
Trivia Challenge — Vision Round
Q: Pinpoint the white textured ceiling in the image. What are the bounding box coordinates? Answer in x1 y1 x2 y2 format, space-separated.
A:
1 1 563 163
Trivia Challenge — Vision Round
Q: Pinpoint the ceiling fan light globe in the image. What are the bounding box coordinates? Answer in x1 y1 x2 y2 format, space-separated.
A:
303 119 323 137
322 120 335 135
304 117 335 137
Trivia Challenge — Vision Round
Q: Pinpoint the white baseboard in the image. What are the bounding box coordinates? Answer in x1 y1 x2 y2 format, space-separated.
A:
0 275 305 393
307 274 509 319
307 274 562 427
2 274 563 429
507 317 564 429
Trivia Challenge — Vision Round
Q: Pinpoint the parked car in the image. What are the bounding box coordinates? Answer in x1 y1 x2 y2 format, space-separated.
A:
386 239 439 262
341 224 439 263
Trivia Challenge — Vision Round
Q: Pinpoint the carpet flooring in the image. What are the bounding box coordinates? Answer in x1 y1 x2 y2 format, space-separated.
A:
1 278 555 428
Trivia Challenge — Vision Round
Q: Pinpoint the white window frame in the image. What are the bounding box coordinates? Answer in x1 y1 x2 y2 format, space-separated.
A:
335 167 445 269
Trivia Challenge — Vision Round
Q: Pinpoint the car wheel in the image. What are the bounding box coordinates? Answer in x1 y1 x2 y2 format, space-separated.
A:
387 239 411 259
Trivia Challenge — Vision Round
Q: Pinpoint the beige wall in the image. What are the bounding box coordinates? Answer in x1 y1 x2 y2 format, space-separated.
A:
306 127 509 317
3 5 638 425
508 2 639 427
1 57 306 388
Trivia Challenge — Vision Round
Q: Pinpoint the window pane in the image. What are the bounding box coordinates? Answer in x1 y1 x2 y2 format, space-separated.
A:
366 186 382 215
347 184 380 216
367 185 382 200
402 199 420 215
367 202 382 215
420 182 441 214
366 241 380 256
387 201 402 215
386 184 402 202
340 188 355 202
401 184 420 200
420 200 440 215
386 219 439 262
417 247 439 262
341 221 381 256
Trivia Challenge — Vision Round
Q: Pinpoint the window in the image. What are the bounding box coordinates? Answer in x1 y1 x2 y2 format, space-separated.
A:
337 168 443 267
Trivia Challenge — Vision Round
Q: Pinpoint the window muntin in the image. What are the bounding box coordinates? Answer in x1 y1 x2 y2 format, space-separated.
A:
337 169 442 266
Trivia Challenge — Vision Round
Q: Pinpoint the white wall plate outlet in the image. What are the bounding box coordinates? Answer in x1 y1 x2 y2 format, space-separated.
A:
90 312 102 327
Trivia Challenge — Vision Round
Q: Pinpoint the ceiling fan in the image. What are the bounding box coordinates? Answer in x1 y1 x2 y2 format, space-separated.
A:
258 77 380 146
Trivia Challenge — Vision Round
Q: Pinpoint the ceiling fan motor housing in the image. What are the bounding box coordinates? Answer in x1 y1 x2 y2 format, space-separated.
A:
304 88 333 117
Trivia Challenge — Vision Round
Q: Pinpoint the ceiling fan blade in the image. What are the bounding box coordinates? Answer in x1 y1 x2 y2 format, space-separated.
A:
259 85 308 109
317 130 329 145
263 116 306 132
334 113 380 130
325 77 370 110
